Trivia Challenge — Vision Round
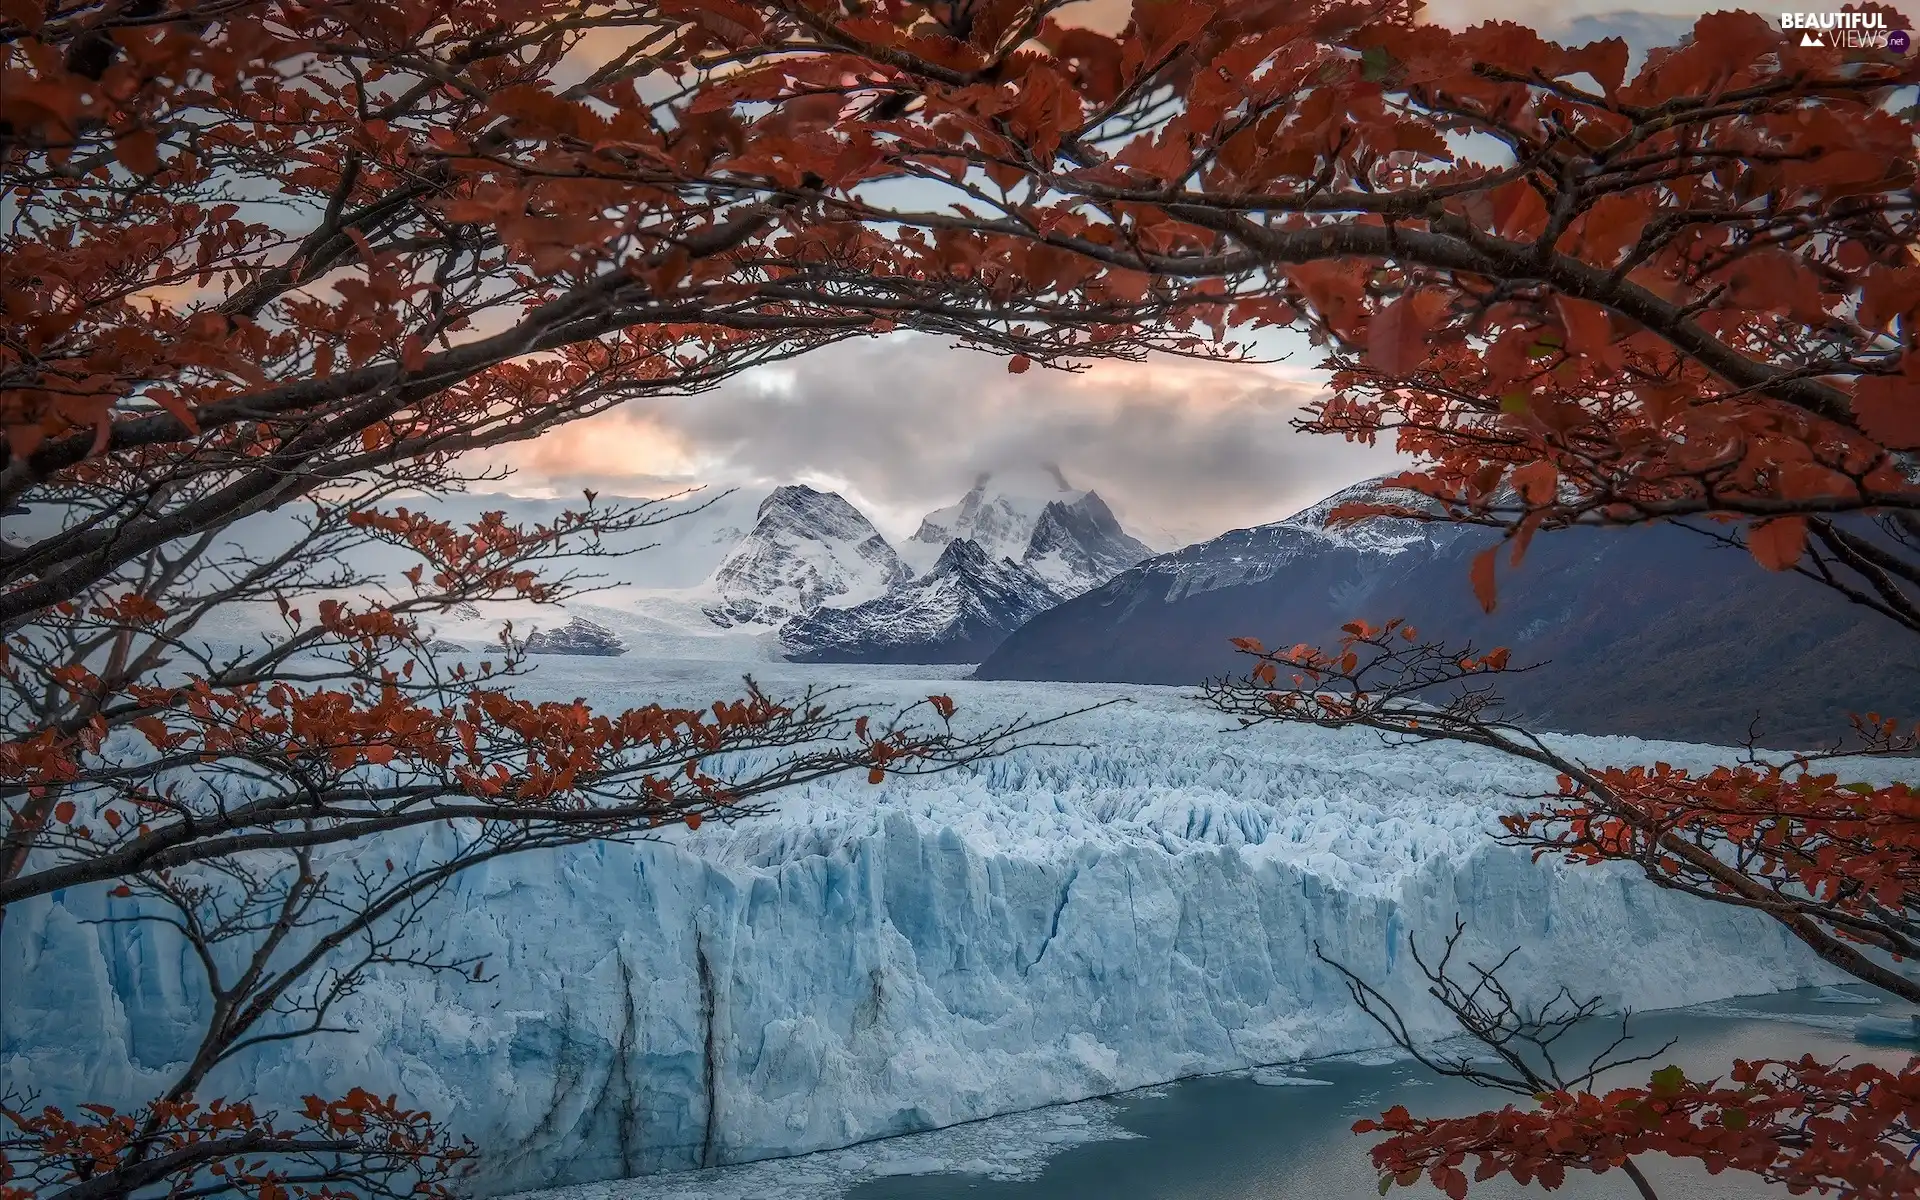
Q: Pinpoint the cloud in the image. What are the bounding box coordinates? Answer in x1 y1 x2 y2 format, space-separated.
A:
486 335 1406 547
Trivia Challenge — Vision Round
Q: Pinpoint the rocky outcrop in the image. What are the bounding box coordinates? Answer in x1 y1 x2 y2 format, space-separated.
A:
523 617 626 656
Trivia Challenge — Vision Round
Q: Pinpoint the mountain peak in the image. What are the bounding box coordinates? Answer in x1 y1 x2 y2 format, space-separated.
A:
1282 476 1441 529
907 466 1151 598
931 536 994 574
704 485 909 627
758 483 857 522
781 537 1061 664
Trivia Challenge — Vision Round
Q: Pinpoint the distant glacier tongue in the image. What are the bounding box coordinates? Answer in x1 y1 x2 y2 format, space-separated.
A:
2 670 1854 1197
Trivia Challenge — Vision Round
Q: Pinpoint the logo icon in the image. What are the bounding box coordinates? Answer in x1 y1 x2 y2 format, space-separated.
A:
1781 11 1906 49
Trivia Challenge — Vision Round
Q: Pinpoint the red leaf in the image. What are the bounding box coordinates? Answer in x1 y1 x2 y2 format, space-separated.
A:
152 391 200 434
1491 180 1547 238
1854 372 1920 450
1747 517 1807 571
0 0 45 31
116 129 160 176
1368 291 1442 377
1008 355 1032 374
1578 194 1647 265
1470 546 1498 612
53 800 76 824
1511 462 1558 505
1554 295 1612 358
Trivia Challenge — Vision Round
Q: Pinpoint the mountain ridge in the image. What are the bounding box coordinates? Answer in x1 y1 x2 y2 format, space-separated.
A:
781 538 1064 663
974 476 1918 748
372 473 1154 662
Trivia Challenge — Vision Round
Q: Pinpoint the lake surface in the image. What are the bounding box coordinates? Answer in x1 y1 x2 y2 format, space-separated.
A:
854 985 1915 1200
537 985 1913 1200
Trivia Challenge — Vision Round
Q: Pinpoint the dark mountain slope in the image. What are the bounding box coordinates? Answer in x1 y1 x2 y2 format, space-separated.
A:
976 496 1917 748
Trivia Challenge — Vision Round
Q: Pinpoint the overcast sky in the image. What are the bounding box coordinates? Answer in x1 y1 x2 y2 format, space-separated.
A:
481 1 1908 547
495 336 1401 546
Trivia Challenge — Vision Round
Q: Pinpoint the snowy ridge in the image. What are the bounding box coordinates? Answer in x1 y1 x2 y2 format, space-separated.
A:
1281 476 1445 556
1094 475 1457 605
779 540 1061 663
5 662 1870 1198
522 616 627 656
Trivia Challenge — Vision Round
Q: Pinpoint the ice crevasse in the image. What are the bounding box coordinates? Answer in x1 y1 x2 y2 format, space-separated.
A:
1 673 1862 1196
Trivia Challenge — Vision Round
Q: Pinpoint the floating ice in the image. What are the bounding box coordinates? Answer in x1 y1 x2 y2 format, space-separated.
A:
1247 1068 1335 1087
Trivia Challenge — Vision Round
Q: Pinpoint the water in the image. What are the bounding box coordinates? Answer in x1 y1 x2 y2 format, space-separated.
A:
850 986 1910 1200
532 985 1913 1200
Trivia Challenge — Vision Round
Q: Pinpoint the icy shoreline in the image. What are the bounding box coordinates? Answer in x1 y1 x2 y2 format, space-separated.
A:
3 667 1873 1196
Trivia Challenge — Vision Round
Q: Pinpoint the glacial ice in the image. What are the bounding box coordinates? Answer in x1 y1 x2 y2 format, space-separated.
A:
3 661 1885 1197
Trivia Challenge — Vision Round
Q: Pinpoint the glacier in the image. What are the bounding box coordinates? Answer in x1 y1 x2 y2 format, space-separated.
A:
1 661 1875 1197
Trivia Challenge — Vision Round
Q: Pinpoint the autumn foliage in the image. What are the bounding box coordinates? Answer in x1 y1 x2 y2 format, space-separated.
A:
0 0 1160 1195
1164 0 1920 1175
5 0 1919 1197
1217 616 1918 1193
1360 1055 1920 1198
2 1091 472 1200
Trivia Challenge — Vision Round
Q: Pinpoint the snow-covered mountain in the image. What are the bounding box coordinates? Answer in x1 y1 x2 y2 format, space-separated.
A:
522 470 1155 662
703 485 911 628
769 468 1152 662
1022 489 1159 595
245 472 1153 663
976 475 1919 748
1085 475 1448 605
907 466 1151 598
910 465 1078 560
780 538 1063 663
